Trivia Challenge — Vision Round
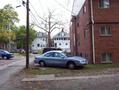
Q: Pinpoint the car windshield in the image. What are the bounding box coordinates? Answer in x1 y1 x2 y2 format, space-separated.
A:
61 52 67 57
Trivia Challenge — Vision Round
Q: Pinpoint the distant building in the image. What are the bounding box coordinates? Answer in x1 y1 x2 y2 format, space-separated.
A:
70 0 119 64
31 32 48 51
53 29 70 52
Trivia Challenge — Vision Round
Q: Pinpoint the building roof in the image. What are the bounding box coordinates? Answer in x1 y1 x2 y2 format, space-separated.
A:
37 31 48 38
72 0 86 16
53 29 70 38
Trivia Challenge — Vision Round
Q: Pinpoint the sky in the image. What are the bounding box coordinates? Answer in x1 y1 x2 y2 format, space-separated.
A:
0 0 85 35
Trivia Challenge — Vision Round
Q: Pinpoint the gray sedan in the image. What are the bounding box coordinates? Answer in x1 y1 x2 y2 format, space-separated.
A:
34 51 88 69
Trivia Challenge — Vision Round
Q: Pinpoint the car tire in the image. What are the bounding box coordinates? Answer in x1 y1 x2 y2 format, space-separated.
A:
67 62 76 69
2 56 4 59
39 61 45 67
2 56 7 59
6 57 10 59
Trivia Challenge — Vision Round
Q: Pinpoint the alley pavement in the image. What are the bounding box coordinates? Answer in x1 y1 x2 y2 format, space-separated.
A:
0 54 34 87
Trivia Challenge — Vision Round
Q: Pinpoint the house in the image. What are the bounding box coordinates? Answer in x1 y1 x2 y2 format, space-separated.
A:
70 0 119 64
31 32 48 51
53 29 70 52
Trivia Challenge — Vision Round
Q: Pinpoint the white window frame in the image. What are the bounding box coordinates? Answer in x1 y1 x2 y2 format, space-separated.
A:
100 25 111 36
101 53 112 63
99 0 110 8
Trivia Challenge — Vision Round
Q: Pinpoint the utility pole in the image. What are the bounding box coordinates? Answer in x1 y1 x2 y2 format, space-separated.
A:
26 0 29 69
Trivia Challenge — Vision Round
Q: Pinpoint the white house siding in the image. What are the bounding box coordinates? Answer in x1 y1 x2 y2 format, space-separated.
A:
31 38 47 50
53 30 70 52
54 39 70 52
31 32 48 51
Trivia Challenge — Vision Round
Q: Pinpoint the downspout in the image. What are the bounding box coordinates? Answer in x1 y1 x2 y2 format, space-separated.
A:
90 0 95 64
74 16 77 56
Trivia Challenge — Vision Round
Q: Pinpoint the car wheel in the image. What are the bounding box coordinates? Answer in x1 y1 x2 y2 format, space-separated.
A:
6 57 10 59
2 56 4 59
39 61 45 67
2 56 7 59
67 62 75 69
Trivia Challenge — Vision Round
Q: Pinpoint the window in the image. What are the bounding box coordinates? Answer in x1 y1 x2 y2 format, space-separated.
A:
77 23 79 27
101 53 112 63
83 6 86 13
43 38 44 41
64 33 66 36
100 25 111 36
37 44 40 47
84 30 88 39
44 52 54 57
54 52 65 58
54 43 57 47
99 0 110 8
65 43 68 45
59 43 61 45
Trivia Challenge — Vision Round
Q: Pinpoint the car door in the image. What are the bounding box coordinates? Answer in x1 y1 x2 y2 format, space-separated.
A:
53 52 66 67
43 52 56 66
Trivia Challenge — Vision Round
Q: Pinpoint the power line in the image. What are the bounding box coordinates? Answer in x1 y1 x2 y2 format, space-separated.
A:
29 2 47 22
30 11 48 32
37 0 45 14
30 11 41 26
53 0 72 14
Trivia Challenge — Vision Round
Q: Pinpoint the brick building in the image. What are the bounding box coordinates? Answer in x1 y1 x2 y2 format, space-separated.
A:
70 0 119 64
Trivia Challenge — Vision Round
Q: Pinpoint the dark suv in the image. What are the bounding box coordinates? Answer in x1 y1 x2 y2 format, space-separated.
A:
42 47 62 54
0 49 14 59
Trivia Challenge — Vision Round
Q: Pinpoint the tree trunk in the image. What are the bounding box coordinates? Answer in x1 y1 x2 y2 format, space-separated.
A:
48 32 51 47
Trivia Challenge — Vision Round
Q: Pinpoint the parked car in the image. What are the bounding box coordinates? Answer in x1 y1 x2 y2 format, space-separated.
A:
34 51 88 69
32 50 38 54
42 47 62 54
0 49 14 59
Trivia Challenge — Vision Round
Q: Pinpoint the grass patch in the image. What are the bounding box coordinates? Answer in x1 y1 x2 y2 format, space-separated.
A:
24 64 119 76
15 53 26 56
84 64 119 70
24 67 68 75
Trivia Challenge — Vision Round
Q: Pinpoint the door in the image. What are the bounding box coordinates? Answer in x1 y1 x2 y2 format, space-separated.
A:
43 52 56 66
53 52 66 67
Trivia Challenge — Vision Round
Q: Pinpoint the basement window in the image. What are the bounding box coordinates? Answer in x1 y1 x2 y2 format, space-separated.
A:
101 53 112 63
99 0 110 8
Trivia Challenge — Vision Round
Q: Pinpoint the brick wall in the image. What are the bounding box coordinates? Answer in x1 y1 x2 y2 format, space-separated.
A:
70 0 119 64
75 0 93 63
93 0 119 22
94 24 119 64
93 0 119 64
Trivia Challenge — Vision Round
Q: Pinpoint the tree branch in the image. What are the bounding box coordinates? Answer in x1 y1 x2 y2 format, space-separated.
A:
34 24 48 32
50 27 61 32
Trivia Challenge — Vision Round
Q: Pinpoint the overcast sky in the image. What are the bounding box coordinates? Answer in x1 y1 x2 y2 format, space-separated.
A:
0 0 85 34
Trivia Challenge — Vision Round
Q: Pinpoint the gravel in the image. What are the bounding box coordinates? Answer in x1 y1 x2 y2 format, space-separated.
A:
0 68 119 90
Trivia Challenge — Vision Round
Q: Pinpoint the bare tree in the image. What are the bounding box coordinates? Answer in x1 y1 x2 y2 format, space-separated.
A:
34 10 62 47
